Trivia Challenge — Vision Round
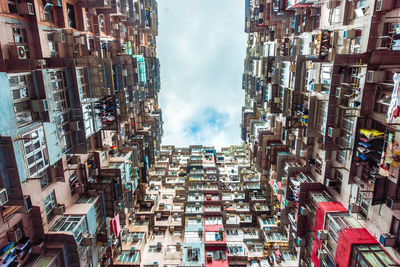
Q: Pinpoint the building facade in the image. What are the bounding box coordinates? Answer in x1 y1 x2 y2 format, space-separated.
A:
0 0 162 266
242 0 400 266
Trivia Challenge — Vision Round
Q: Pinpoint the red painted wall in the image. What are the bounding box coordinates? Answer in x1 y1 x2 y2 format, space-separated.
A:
312 202 347 267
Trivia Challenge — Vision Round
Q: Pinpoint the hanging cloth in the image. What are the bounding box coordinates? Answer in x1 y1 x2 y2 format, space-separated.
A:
387 73 400 123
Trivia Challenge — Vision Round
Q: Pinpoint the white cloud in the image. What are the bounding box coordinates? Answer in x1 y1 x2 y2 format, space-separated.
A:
157 0 247 149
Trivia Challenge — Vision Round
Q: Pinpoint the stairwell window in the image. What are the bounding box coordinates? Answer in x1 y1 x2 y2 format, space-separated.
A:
86 12 92 32
99 15 105 32
44 191 56 222
67 4 76 29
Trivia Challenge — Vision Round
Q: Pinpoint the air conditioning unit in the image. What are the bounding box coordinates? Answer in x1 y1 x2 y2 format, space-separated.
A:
113 23 120 30
31 99 49 112
376 0 393 11
380 233 397 246
0 189 8 206
53 205 65 215
349 203 361 213
317 230 328 240
328 127 341 137
122 69 128 77
69 121 81 131
18 2 35 15
74 36 86 45
317 249 328 260
8 228 23 243
9 45 28 59
366 70 386 83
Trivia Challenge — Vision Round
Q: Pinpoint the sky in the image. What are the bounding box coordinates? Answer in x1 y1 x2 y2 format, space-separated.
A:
157 0 247 149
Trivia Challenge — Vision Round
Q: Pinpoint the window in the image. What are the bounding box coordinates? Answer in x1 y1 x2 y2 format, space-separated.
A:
8 73 34 126
39 170 49 190
330 6 341 25
8 0 18 13
67 4 76 28
47 33 58 58
43 0 53 22
99 15 105 32
315 101 328 134
50 215 88 242
148 245 161 253
13 27 28 44
69 172 79 193
390 217 400 249
50 70 71 152
44 191 56 222
336 150 347 165
22 127 49 178
313 156 322 175
86 12 92 32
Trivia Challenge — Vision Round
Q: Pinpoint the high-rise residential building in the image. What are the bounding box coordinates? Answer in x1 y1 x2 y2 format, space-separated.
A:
242 0 400 266
0 0 162 266
0 0 399 266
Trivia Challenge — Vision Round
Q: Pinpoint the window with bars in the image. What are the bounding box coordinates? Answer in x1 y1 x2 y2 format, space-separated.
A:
50 70 72 152
22 127 49 178
8 73 34 127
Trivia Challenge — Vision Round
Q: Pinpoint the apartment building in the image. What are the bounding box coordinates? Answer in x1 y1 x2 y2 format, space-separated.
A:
242 0 400 266
126 145 297 267
0 0 162 266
